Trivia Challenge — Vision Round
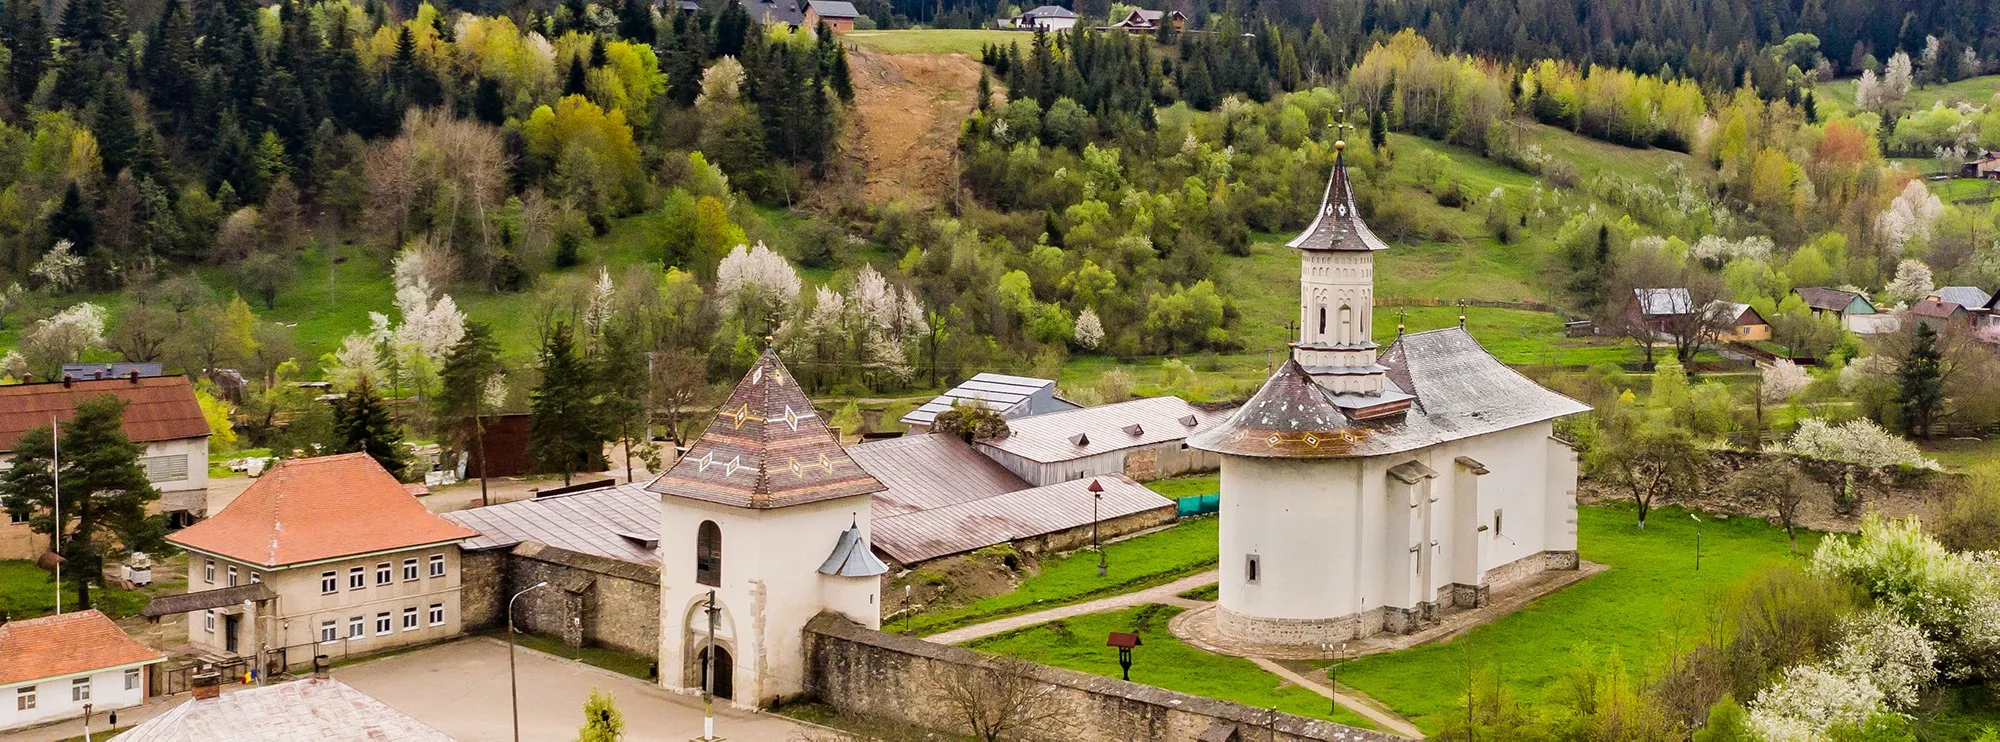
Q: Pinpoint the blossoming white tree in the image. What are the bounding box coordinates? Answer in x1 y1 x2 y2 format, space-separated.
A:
1747 664 1886 742
1877 181 1944 254
29 241 85 291
1761 360 1811 403
1074 308 1105 349
715 242 802 327
1784 418 1939 470
1882 258 1936 304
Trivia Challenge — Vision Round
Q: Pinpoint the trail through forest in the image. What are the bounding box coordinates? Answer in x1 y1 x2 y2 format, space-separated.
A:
845 48 986 208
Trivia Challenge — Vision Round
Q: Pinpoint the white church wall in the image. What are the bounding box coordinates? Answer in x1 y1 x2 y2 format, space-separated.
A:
1217 455 1367 621
659 493 879 707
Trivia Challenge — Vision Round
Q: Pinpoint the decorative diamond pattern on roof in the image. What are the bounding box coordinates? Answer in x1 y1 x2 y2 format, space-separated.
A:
648 350 883 509
1285 146 1389 253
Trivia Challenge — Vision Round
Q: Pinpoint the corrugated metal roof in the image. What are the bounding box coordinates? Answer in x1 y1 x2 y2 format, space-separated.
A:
443 484 662 567
900 373 1059 426
1931 286 1991 309
807 0 858 16
847 434 1029 516
871 474 1172 564
975 396 1231 464
115 678 456 741
0 375 208 452
1633 288 1693 316
1191 328 1590 458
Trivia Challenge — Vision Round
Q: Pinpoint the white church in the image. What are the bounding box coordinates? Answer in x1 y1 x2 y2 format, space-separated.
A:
1186 141 1590 646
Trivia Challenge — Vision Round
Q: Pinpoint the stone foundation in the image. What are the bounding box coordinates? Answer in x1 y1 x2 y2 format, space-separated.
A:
1217 550 1580 647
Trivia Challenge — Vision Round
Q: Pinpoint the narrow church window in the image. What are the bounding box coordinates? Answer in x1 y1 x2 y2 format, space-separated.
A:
1338 305 1353 343
1245 554 1261 584
696 521 723 587
1317 305 1327 335
1493 509 1504 538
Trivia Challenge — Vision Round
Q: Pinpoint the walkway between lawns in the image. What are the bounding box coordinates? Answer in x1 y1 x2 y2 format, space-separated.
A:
922 570 1217 644
921 570 1425 738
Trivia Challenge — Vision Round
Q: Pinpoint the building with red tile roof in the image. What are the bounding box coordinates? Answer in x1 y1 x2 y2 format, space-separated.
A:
0 609 166 731
163 454 478 665
0 375 212 560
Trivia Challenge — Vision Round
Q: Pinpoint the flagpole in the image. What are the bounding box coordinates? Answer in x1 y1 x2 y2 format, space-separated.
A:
51 413 60 615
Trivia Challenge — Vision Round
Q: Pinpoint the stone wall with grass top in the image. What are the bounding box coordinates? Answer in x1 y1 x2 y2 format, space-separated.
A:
802 613 1394 742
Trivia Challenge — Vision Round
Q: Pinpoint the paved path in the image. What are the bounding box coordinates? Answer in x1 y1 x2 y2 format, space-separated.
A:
336 638 810 742
1251 657 1424 739
921 570 1218 645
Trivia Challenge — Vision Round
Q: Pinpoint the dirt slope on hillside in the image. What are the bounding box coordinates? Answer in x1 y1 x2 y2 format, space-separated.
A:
846 49 985 208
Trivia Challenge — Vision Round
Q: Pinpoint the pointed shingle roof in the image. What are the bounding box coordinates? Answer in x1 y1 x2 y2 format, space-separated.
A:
1285 142 1388 253
647 350 884 509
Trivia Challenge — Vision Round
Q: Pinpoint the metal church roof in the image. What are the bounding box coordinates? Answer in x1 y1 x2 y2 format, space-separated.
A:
869 474 1170 564
1286 143 1389 253
900 373 1064 426
974 396 1230 464
443 484 663 566
818 522 890 577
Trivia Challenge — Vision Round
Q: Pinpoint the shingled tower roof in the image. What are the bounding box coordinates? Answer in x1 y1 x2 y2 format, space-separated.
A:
1285 142 1388 253
648 349 884 509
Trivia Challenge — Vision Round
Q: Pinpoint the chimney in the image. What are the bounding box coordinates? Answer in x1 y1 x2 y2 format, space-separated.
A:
191 671 222 700
312 654 331 680
129 369 140 384
20 372 30 383
61 374 72 388
92 370 104 380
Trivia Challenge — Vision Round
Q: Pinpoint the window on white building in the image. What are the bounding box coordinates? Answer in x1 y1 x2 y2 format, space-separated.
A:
429 554 445 578
16 687 35 710
696 521 722 587
376 563 392 585
320 571 338 594
226 566 237 587
204 610 215 633
320 621 337 643
349 616 365 639
124 668 141 691
349 567 365 590
1494 509 1504 538
428 603 445 626
1245 554 1261 584
375 613 392 636
402 559 419 582
203 560 215 584
402 608 419 630
71 678 89 702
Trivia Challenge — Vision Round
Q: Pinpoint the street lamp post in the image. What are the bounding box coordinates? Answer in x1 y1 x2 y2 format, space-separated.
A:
81 702 92 742
506 581 549 742
1088 479 1106 577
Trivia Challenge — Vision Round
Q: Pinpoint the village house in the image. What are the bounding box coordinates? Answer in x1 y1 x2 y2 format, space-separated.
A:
1185 141 1589 647
0 610 166 732
115 675 453 741
160 454 476 670
1707 301 1771 342
1794 286 1897 334
1960 151 2000 180
1927 286 1993 325
0 375 210 560
897 372 1079 433
1624 287 1694 337
1909 298 1971 331
1007 4 1078 30
802 0 858 30
1108 7 1185 31
970 395 1230 486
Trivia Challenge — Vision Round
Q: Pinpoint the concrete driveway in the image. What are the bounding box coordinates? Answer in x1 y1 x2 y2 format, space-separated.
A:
334 638 812 742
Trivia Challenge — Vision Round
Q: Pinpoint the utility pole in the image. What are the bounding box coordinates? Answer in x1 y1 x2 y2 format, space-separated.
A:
52 413 61 615
1089 479 1105 577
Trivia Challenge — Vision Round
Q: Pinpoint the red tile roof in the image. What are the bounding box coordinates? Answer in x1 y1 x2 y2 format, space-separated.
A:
0 609 165 686
0 375 208 453
167 453 477 567
648 350 884 509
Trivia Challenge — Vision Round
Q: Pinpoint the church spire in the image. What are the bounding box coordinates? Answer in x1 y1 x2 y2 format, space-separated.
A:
1289 127 1390 400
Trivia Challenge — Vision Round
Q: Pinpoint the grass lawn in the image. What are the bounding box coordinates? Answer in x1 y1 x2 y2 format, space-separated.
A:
1335 503 1819 734
0 560 150 619
1814 74 2000 115
1921 436 2000 473
969 604 1381 731
907 516 1219 635
1178 583 1218 601
504 631 656 681
845 29 1028 56
1145 474 1219 499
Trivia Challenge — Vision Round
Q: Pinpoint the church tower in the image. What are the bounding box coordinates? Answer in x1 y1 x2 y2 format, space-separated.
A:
650 349 889 709
1288 141 1408 418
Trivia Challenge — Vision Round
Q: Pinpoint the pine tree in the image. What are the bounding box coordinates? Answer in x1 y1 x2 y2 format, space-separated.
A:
0 396 163 611
565 54 589 97
617 0 654 43
529 322 599 485
51 183 95 254
1801 90 1818 122
589 34 608 68
436 322 502 503
91 74 140 177
1897 322 1945 439
143 0 197 130
333 377 410 478
594 319 652 483
829 42 854 103
2 0 50 101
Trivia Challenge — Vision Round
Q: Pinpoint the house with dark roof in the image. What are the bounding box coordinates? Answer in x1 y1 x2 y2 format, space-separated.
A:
1909 298 1971 330
0 610 166 731
0 375 211 560
1108 7 1185 31
803 0 858 30
898 372 1080 432
1793 286 1897 334
1009 4 1078 30
969 395 1231 486
163 454 477 666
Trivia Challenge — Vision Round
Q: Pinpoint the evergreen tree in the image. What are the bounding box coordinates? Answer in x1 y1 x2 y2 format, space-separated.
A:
91 73 140 177
594 319 652 483
333 377 410 478
565 54 589 97
589 34 608 68
529 322 599 485
0 396 163 611
143 0 197 131
617 0 654 43
1897 322 1945 439
1801 90 1819 122
436 323 502 504
473 76 506 124
2 0 50 102
50 184 95 254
